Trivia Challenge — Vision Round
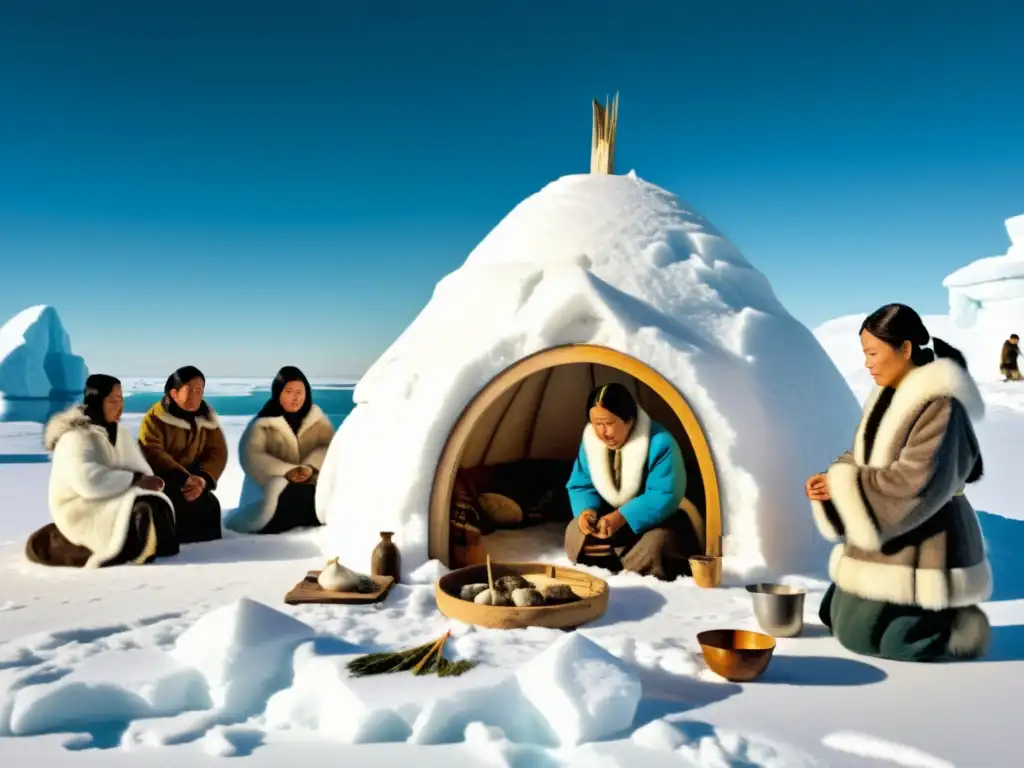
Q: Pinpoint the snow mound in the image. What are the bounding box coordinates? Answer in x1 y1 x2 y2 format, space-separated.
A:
4 649 208 737
170 598 315 717
265 640 555 747
630 718 689 751
0 305 88 398
263 642 413 744
515 632 640 747
318 173 859 580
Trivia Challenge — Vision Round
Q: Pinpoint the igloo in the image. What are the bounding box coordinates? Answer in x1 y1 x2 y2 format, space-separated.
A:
942 213 1024 379
316 172 860 581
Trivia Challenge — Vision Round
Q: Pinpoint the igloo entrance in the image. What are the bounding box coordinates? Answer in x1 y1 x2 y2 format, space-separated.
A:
428 344 721 568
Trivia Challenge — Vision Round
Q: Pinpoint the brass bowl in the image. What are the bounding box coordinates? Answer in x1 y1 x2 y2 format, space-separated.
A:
697 629 776 682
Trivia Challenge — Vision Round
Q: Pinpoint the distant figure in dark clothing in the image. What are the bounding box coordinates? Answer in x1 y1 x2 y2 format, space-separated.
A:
1001 334 1020 381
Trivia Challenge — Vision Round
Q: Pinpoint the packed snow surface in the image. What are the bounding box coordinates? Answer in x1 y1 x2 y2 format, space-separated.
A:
0 305 88 400
1 355 1023 765
317 173 860 582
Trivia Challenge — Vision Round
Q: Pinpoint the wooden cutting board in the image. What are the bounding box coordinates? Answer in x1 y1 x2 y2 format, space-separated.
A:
284 570 395 605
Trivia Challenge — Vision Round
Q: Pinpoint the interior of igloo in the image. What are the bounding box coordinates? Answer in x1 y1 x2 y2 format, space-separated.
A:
428 345 721 569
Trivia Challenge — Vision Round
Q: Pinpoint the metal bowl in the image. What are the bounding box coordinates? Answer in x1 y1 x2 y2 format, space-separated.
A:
697 628 776 682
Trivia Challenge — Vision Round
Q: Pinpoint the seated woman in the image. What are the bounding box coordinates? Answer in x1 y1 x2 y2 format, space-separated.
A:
26 374 178 568
564 382 698 581
806 303 992 662
226 366 335 534
138 365 227 544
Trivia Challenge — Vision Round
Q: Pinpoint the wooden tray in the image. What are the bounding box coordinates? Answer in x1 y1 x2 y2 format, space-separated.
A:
435 561 608 630
285 570 395 605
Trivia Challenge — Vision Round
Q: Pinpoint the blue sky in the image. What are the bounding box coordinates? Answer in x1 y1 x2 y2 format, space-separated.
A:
1 0 1021 378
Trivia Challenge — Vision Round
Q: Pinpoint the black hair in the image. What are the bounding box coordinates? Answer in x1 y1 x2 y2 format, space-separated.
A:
164 365 206 395
257 366 313 433
860 303 968 370
586 382 637 423
1011 334 1020 341
82 373 122 443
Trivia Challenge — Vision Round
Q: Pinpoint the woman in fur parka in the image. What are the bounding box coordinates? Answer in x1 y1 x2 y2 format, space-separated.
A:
226 366 335 534
806 304 993 662
26 374 178 568
138 366 227 543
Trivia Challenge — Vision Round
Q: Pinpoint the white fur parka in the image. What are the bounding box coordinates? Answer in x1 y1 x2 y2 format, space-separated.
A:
44 405 172 568
226 404 335 533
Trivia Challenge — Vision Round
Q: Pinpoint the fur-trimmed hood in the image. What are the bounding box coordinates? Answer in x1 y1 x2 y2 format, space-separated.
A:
44 405 109 452
581 406 652 508
856 358 983 468
251 404 328 441
151 399 220 431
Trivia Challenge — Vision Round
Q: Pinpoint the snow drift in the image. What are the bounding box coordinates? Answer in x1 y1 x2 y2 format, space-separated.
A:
0 305 89 399
316 172 859 581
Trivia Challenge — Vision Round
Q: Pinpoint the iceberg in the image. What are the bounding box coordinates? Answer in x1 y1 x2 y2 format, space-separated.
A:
0 305 89 399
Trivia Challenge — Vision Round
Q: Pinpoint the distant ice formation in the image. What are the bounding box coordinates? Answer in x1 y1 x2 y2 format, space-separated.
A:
0 305 89 399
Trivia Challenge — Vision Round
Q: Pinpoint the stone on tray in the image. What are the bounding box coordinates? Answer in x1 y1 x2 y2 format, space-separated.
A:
511 588 545 607
460 583 490 601
494 575 531 593
542 584 579 604
473 588 511 606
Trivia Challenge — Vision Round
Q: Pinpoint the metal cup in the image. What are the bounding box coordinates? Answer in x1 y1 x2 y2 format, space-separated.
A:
745 583 806 638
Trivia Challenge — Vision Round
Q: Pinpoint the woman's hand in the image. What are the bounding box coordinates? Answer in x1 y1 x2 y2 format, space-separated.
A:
182 474 206 502
136 475 165 492
285 466 313 483
805 473 830 502
578 509 598 536
595 510 627 539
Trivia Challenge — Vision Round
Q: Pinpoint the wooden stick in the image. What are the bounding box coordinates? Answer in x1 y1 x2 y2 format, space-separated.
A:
411 633 447 675
485 554 495 594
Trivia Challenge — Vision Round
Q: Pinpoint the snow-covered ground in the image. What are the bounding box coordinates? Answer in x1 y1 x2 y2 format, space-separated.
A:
0 368 1022 766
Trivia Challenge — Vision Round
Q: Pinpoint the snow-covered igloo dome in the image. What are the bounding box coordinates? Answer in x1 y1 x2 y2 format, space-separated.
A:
316 173 860 581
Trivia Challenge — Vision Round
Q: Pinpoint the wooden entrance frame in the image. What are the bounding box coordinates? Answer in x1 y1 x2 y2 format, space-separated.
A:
427 344 722 564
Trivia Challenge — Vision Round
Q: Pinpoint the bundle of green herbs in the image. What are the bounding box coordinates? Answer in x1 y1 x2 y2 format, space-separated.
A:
346 630 478 678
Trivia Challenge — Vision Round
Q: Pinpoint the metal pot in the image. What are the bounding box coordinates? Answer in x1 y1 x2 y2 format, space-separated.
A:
745 583 806 638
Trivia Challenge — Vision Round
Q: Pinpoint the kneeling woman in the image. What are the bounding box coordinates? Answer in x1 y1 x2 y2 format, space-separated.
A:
226 366 335 534
564 383 699 581
138 366 228 543
26 374 177 568
806 303 993 662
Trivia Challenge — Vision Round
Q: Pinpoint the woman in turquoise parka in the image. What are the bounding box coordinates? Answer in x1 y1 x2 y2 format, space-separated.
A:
564 382 698 581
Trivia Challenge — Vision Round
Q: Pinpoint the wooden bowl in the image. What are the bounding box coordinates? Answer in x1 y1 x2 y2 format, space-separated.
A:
697 629 776 682
690 555 722 588
435 561 609 630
